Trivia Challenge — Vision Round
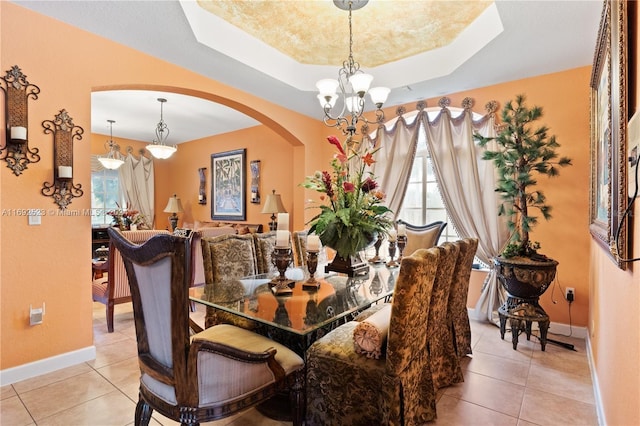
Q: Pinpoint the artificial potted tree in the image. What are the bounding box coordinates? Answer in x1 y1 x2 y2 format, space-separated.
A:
475 94 572 308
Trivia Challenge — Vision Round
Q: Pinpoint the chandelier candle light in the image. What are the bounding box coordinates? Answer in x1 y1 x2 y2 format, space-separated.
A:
317 0 390 136
147 98 177 159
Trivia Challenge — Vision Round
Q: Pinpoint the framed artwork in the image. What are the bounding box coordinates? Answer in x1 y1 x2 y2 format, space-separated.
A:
589 0 628 269
211 149 246 221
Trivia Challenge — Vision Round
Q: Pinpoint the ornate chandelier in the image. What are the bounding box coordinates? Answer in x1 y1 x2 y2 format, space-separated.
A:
147 98 177 159
97 119 124 170
316 0 389 136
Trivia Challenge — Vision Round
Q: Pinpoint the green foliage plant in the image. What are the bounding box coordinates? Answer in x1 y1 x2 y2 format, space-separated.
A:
474 94 572 259
302 135 393 258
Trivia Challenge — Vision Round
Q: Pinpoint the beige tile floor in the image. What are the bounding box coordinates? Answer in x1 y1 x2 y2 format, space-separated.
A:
2 302 598 425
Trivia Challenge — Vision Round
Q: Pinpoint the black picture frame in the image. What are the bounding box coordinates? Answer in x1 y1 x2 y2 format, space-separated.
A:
211 149 246 221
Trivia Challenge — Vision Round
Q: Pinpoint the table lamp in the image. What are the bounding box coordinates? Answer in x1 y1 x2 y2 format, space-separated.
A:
164 193 183 231
261 189 286 231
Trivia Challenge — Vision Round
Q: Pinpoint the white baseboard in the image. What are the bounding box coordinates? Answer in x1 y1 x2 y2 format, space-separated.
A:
0 346 96 386
547 321 588 339
586 335 606 426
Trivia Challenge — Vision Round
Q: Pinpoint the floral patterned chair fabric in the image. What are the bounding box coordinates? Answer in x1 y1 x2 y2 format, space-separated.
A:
428 242 464 390
292 230 308 267
306 248 440 426
448 238 479 358
292 230 329 270
252 231 279 275
201 234 258 329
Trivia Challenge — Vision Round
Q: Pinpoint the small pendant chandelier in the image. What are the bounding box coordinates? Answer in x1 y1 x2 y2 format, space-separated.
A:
97 119 124 170
147 98 177 159
316 0 390 136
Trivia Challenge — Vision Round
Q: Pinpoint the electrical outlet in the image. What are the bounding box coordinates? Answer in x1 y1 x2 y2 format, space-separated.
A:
565 287 575 303
30 303 45 325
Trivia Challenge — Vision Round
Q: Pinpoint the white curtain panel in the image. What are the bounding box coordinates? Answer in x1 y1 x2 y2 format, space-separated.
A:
420 109 509 324
369 116 419 216
119 153 155 228
369 101 510 323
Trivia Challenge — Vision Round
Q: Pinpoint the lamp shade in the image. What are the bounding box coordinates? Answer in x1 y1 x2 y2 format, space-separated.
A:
99 120 124 169
261 190 286 214
368 86 390 106
147 144 177 159
349 73 373 94
98 157 125 170
164 194 184 213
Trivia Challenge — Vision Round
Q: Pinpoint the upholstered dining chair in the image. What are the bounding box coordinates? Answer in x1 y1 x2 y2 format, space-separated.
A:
107 228 305 426
397 219 447 255
428 242 464 390
291 230 308 267
306 248 440 425
201 233 259 329
448 238 479 358
252 231 278 275
292 230 328 269
92 229 170 332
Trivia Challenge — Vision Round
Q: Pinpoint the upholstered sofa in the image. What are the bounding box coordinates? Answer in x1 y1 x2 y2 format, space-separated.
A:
186 220 263 234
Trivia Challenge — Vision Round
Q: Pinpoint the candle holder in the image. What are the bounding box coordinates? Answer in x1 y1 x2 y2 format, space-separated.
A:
397 235 407 260
303 250 320 290
368 234 384 263
1 65 41 176
270 247 295 295
386 240 399 268
41 109 84 210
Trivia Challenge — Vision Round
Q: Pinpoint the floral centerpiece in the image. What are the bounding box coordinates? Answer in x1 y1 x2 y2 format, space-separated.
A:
302 135 393 274
107 204 147 230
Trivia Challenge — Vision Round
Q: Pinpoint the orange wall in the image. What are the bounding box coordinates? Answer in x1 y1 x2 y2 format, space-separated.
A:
3 4 639 424
0 2 321 369
167 125 295 230
586 3 640 423
389 67 592 327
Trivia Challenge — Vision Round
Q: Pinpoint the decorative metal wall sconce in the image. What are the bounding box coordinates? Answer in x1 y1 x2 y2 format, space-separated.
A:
198 167 207 204
0 65 41 175
250 160 261 203
41 110 84 209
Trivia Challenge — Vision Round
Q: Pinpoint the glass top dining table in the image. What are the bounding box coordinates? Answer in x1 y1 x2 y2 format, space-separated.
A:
189 264 398 355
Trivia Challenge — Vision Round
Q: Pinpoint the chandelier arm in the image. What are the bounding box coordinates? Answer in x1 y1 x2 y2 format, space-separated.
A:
317 0 386 136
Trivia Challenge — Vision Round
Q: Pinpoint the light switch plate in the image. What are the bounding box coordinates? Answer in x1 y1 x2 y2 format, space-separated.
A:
30 304 44 325
28 214 41 225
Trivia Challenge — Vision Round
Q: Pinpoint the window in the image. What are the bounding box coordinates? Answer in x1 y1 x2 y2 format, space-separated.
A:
395 108 472 244
396 125 459 243
91 167 123 226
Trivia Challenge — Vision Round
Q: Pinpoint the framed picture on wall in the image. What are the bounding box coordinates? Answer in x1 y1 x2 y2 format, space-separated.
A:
589 0 628 269
211 149 246 221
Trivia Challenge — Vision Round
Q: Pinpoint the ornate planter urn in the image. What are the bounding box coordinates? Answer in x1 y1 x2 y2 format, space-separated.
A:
494 256 559 301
